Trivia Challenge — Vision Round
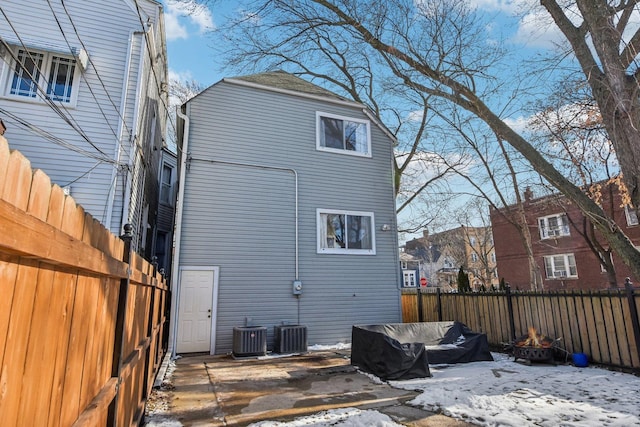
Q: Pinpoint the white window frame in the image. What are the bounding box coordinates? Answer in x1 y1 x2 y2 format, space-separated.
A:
403 270 417 287
160 162 174 206
538 213 571 239
317 208 376 255
544 253 578 279
2 46 80 106
316 111 372 157
470 253 478 262
625 205 638 226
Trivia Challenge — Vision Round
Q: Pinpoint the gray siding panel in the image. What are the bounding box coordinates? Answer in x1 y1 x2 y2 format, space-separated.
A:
181 81 401 353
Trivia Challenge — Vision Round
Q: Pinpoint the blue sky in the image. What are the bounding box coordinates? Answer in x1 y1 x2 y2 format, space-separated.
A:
161 0 563 94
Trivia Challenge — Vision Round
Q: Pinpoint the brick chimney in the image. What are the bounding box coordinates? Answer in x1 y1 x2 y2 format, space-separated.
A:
523 186 533 202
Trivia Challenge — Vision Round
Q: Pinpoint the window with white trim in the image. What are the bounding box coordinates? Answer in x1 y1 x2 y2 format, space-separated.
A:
544 253 577 279
470 253 478 262
316 112 371 156
403 271 416 287
538 213 570 239
625 205 638 226
3 47 79 104
160 163 173 205
317 209 375 254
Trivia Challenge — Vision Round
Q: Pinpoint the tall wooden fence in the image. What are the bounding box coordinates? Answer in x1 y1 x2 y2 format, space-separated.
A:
402 286 640 371
0 135 169 426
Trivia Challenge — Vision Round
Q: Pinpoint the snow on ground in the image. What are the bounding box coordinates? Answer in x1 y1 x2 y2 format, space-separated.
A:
390 352 640 427
145 350 640 427
250 408 402 427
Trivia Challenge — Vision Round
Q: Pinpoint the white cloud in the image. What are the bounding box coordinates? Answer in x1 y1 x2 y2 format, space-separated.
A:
164 0 215 40
503 115 531 134
164 10 188 41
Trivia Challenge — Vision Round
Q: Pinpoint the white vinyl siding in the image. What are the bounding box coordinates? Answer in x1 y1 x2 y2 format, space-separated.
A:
539 213 570 239
179 81 400 353
544 253 577 278
316 111 371 157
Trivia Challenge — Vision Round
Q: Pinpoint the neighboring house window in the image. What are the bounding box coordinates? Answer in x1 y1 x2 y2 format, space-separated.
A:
469 237 476 246
538 213 570 239
490 252 496 263
317 209 375 254
5 48 79 104
544 253 577 278
403 271 416 287
443 258 454 269
600 252 613 273
625 205 638 226
160 163 173 205
401 261 408 269
316 112 371 157
471 253 478 262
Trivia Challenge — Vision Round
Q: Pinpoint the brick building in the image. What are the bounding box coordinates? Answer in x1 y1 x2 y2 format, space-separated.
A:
490 184 640 290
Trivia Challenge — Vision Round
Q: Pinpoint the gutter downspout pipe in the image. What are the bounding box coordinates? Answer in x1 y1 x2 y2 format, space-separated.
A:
169 106 190 358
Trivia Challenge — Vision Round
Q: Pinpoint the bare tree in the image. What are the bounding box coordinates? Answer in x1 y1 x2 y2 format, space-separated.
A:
295 0 640 279
541 0 640 214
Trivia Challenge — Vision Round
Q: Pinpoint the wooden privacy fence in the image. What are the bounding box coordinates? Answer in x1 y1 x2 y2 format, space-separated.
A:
0 135 169 426
402 286 640 371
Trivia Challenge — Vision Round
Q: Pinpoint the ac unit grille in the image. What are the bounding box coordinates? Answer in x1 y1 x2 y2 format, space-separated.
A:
233 326 267 357
274 325 307 354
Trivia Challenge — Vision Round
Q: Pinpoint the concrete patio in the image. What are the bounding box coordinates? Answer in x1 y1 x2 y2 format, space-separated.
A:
145 350 475 426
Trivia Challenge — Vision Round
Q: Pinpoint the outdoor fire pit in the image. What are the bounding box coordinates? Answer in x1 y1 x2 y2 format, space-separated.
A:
512 327 558 364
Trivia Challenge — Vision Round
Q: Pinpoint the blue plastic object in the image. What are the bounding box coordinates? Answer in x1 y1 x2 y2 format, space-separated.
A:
572 352 588 367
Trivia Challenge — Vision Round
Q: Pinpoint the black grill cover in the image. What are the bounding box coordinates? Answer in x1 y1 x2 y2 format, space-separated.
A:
351 321 493 380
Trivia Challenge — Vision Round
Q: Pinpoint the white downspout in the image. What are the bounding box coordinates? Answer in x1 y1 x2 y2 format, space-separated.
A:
105 31 135 230
121 31 146 232
169 106 190 357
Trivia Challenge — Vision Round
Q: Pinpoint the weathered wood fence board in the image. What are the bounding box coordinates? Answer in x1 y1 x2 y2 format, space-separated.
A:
402 286 640 371
0 135 168 426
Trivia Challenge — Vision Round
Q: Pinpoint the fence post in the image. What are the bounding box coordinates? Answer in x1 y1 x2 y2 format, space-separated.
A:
506 285 516 341
108 224 134 426
624 278 640 367
437 287 443 321
417 288 424 322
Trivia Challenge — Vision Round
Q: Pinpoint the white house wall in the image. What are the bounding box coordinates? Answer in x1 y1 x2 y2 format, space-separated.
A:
0 0 166 244
179 81 401 353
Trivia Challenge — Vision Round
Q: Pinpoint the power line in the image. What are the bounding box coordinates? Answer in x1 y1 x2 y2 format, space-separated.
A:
0 8 107 156
45 0 121 142
57 0 133 139
0 107 118 164
132 0 177 137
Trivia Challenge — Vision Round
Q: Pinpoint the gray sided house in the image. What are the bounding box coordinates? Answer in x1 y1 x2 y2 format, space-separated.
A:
0 0 169 257
170 71 401 355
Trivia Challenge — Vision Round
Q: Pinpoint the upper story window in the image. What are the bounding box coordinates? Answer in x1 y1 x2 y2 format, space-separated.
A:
538 213 570 239
316 112 371 157
3 47 79 104
544 253 577 279
160 163 173 205
470 253 478 262
317 209 375 255
625 205 638 226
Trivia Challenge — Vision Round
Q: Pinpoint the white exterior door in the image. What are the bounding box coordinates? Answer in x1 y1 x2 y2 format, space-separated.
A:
176 267 219 353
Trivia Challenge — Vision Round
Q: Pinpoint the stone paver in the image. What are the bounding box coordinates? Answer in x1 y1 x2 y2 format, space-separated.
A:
149 350 476 427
